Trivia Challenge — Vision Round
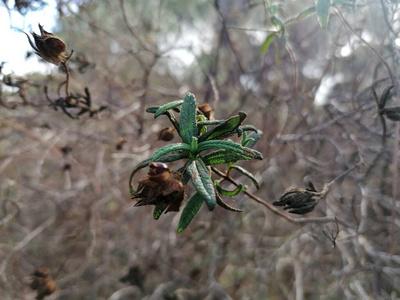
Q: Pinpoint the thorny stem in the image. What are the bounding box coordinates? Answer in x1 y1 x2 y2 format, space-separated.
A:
211 167 354 228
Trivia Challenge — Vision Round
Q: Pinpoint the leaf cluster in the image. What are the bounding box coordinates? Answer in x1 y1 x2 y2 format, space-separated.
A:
129 93 263 232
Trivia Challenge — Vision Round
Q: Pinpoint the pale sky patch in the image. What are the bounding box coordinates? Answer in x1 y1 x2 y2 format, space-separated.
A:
0 1 57 75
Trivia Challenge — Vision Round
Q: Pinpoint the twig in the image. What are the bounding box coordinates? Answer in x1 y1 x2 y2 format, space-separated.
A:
335 8 396 85
0 215 55 279
62 50 74 97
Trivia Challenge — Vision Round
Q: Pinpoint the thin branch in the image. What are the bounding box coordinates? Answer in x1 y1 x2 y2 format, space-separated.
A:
0 215 55 279
211 167 354 228
335 8 396 85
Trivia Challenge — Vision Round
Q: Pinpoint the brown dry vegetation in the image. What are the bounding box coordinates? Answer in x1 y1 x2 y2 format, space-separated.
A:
1 0 400 299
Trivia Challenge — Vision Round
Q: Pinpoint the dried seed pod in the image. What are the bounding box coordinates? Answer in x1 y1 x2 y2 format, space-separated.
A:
116 136 128 150
133 163 185 214
198 103 214 120
26 24 69 65
273 181 322 214
30 267 56 300
378 85 394 110
380 107 400 121
158 127 175 141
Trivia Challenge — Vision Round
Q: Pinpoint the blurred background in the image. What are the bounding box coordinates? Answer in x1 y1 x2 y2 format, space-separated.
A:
1 0 400 299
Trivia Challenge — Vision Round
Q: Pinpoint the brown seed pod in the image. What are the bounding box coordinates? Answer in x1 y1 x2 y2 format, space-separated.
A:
158 127 175 141
198 103 214 120
116 136 128 150
25 24 69 65
273 181 321 214
133 163 185 215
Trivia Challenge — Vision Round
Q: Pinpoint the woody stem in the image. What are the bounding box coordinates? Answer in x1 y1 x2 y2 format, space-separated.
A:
63 50 74 97
211 166 354 228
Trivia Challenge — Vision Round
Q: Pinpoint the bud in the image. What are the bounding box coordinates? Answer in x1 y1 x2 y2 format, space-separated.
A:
26 24 68 65
198 103 214 120
273 181 321 214
158 127 174 141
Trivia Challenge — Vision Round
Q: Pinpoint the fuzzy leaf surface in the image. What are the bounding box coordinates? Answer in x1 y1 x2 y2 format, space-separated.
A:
198 112 247 142
177 192 204 232
151 143 191 162
197 140 263 160
180 93 197 144
316 0 330 29
187 159 216 211
154 100 184 118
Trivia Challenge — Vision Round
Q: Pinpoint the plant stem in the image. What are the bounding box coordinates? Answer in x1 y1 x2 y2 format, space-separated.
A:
211 167 354 228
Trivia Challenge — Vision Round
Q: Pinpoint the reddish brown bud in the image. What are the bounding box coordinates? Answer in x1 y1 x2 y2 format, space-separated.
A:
158 127 175 141
198 103 214 120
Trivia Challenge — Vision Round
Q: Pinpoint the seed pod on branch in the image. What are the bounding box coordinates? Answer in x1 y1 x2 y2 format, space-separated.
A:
25 24 69 65
158 127 175 141
133 162 185 216
273 181 322 214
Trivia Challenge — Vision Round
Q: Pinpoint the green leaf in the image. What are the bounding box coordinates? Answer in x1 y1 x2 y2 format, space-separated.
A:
151 143 191 162
191 137 198 153
201 149 260 166
242 131 263 148
147 106 180 132
216 183 246 196
197 120 225 126
197 140 263 161
154 100 184 118
180 93 197 144
146 106 159 114
261 33 277 55
187 159 216 211
270 16 285 36
216 194 243 212
285 7 316 26
198 112 247 142
332 0 355 8
316 0 331 29
177 192 204 232
153 203 169 220
239 125 258 134
229 165 260 189
157 150 190 163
